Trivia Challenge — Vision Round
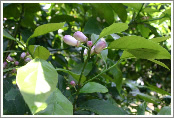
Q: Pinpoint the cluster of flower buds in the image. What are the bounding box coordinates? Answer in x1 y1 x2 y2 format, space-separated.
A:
20 52 32 62
63 31 88 47
142 16 149 20
63 31 107 55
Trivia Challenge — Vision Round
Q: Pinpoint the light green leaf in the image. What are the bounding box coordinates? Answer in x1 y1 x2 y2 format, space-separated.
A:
109 3 127 22
158 106 171 115
80 82 108 93
91 3 115 25
29 23 65 39
149 36 171 43
123 3 143 11
16 58 58 114
79 99 127 115
148 59 170 70
29 45 50 60
143 7 160 13
56 68 86 84
101 49 108 63
109 36 171 59
137 24 150 38
99 23 128 39
91 33 99 44
37 89 73 115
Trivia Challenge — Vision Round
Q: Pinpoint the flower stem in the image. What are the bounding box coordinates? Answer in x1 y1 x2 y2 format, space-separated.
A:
83 59 123 85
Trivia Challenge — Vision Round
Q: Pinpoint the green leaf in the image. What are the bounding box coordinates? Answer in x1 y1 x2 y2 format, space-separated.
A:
148 59 170 70
5 88 19 101
29 45 50 60
91 3 115 25
158 106 171 115
29 23 65 39
99 23 128 39
149 36 171 43
143 7 160 13
72 62 93 76
16 58 58 114
146 83 170 95
132 92 160 104
137 24 150 38
121 51 170 70
109 3 127 22
80 82 108 93
84 18 101 35
109 36 171 59
137 102 146 115
79 99 127 115
145 23 161 37
123 3 143 11
3 29 16 41
110 65 123 93
37 89 73 115
91 33 99 43
56 68 86 84
101 49 108 63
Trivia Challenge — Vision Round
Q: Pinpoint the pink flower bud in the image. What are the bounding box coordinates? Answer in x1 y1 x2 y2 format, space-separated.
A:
70 81 76 86
12 69 17 73
26 52 30 56
94 41 106 54
84 49 88 55
63 35 80 47
73 31 88 43
25 58 32 62
21 52 26 59
7 55 14 62
3 62 7 68
91 46 95 54
87 41 93 47
15 61 19 66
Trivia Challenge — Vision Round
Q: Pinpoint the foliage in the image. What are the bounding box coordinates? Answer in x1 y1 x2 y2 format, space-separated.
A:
3 3 171 115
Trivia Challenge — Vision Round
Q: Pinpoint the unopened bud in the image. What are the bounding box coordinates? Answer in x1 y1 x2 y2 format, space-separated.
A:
12 69 17 73
91 46 95 54
102 19 106 22
15 61 19 66
84 49 88 55
73 31 88 43
3 62 7 68
25 58 32 62
96 17 101 22
94 41 106 54
70 81 76 86
21 52 26 59
63 35 80 47
7 55 14 62
87 41 93 47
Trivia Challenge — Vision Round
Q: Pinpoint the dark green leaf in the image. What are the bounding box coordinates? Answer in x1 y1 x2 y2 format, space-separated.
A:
5 88 19 101
79 99 127 115
37 89 73 115
137 102 146 115
16 58 58 114
123 3 142 11
91 3 115 25
84 18 101 35
29 45 50 60
50 15 80 23
80 82 108 93
109 3 127 22
99 23 128 38
148 59 170 70
3 29 16 41
56 68 86 84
